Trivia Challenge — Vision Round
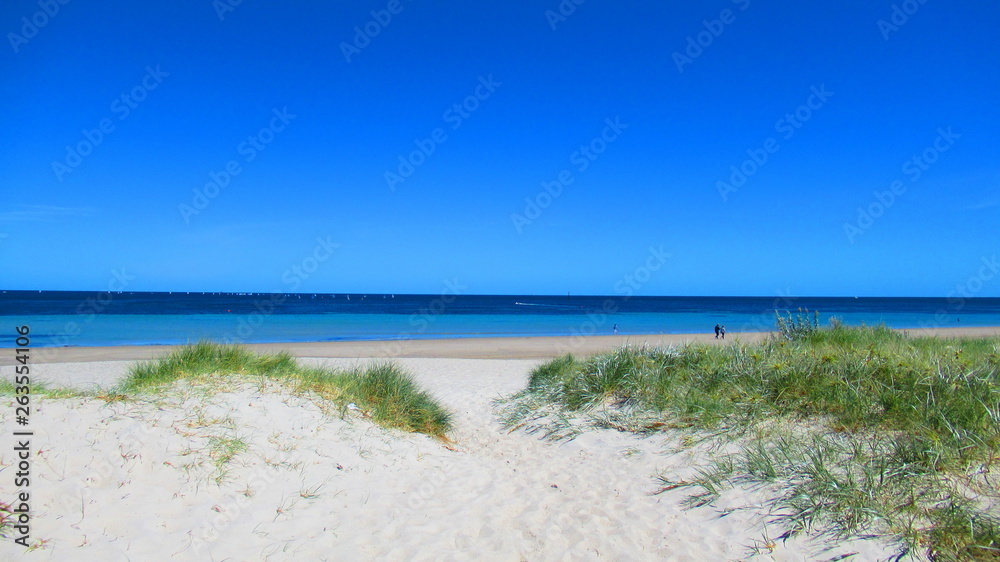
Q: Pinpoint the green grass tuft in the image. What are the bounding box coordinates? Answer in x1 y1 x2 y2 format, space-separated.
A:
0 378 89 399
775 307 820 340
296 362 451 436
118 342 451 437
117 341 298 391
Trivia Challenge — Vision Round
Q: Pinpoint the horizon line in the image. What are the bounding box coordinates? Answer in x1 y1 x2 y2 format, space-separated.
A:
1 289 996 300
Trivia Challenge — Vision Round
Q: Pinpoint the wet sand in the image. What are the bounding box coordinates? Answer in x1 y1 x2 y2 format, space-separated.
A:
8 326 999 366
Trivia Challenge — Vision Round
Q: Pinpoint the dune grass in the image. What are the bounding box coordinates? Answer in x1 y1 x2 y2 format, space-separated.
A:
0 378 86 399
116 341 451 438
507 325 1000 560
117 342 300 391
295 361 453 437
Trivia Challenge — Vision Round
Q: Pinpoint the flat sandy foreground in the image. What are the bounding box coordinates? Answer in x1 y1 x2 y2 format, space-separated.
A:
1 328 998 561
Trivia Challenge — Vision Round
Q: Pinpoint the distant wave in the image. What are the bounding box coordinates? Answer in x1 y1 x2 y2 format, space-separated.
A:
514 302 583 309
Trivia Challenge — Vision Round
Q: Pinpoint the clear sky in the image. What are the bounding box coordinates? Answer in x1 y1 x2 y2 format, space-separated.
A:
2 1 998 297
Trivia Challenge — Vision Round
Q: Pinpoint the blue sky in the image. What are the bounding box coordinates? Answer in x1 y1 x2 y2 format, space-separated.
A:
2 0 998 297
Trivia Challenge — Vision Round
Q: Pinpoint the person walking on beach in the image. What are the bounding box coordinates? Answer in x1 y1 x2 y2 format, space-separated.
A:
714 324 721 339
720 325 726 339
613 324 618 335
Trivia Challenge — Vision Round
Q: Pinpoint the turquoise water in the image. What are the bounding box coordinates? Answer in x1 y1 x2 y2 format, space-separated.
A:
3 292 1000 347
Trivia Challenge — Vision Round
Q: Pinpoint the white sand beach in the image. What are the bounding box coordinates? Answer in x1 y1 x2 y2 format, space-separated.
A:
0 332 946 560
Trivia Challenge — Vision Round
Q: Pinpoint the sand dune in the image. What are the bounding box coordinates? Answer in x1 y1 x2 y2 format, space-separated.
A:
0 356 906 560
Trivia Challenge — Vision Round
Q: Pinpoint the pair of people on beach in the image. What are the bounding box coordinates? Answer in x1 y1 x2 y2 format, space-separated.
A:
714 324 726 339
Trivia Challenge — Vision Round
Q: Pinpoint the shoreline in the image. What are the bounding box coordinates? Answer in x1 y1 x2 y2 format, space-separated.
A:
7 326 1000 366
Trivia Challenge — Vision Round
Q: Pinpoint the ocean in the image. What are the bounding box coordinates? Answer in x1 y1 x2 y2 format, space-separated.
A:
3 290 1000 348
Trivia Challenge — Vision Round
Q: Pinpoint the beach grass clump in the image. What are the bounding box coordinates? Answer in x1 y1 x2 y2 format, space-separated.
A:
675 430 1000 560
775 307 820 340
521 326 1000 459
0 379 87 399
118 342 451 438
296 362 451 436
118 341 298 391
508 326 1000 559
